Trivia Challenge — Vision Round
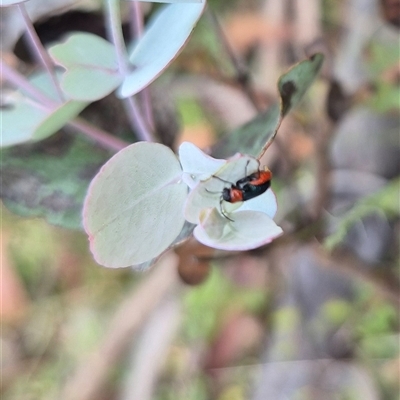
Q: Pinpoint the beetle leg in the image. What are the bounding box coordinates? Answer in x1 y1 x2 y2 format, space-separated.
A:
220 197 234 222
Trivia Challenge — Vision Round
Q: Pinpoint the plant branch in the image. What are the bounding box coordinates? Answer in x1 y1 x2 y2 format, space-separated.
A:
18 4 64 102
309 119 333 225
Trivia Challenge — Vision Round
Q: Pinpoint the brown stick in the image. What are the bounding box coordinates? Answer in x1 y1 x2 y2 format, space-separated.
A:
309 119 334 223
60 252 179 400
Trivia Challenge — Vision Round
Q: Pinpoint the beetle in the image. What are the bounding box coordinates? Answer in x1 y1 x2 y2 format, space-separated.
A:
208 162 273 221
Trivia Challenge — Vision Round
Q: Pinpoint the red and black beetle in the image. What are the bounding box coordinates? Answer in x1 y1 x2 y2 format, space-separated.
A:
210 163 273 221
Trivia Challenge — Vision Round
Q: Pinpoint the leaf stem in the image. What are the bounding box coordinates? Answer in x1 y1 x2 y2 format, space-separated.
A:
67 118 129 152
18 4 64 102
105 0 129 76
2 59 128 152
105 0 154 141
128 0 144 39
257 108 283 160
128 1 155 131
1 58 57 108
123 97 155 142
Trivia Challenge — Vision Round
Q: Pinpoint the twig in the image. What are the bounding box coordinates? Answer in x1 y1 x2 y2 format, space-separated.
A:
309 119 333 224
60 252 179 400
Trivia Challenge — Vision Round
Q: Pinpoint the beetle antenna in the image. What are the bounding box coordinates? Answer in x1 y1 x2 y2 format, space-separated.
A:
211 175 235 185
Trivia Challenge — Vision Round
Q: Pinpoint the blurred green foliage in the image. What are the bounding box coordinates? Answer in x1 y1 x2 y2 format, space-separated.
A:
182 266 267 341
367 41 400 113
177 98 207 127
324 177 400 251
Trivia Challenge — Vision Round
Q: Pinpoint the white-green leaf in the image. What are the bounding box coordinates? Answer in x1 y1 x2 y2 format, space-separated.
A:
1 73 87 147
0 0 29 6
83 142 188 268
60 67 122 101
194 208 283 251
179 141 226 188
49 33 122 101
49 33 118 69
118 2 205 98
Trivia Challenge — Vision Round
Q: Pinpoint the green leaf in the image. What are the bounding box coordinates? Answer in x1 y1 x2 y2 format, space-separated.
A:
1 98 49 147
1 72 88 147
278 53 324 117
49 33 122 101
118 2 205 98
1 134 112 229
211 104 280 158
324 177 400 251
83 142 188 267
60 68 122 102
367 41 400 76
369 81 400 113
212 53 324 158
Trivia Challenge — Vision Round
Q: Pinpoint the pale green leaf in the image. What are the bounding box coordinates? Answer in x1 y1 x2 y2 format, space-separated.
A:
118 2 205 98
194 208 283 251
49 33 118 69
60 68 122 101
49 33 122 101
83 142 188 267
0 0 29 6
1 72 87 147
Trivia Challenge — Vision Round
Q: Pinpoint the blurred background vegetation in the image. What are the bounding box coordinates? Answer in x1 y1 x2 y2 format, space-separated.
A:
1 0 399 399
